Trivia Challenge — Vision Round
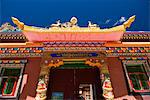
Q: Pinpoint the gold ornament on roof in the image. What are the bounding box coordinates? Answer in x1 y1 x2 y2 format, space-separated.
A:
70 17 78 25
50 20 61 27
123 15 135 28
88 21 99 28
50 17 78 28
11 17 24 30
11 15 136 32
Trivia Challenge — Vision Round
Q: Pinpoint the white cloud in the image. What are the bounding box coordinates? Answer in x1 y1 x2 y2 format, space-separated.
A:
105 19 111 24
113 16 126 26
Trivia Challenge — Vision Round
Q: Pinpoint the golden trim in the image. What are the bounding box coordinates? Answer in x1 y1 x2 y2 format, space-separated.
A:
48 60 64 68
85 60 102 68
63 58 86 61
12 15 135 33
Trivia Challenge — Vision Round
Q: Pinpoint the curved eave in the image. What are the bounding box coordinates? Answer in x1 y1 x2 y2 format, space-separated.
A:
22 25 126 33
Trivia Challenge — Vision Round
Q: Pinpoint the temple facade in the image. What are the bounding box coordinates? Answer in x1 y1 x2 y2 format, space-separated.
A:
0 16 149 100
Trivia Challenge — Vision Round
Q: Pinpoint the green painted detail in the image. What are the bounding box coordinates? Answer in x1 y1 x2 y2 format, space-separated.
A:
4 78 16 94
1 68 21 76
57 63 92 69
127 65 145 73
126 64 149 90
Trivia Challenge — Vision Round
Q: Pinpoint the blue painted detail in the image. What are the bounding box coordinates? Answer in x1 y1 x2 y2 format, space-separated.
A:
13 48 19 50
137 50 141 53
128 47 132 50
50 52 98 57
51 53 62 57
38 47 44 50
89 53 98 57
29 50 34 53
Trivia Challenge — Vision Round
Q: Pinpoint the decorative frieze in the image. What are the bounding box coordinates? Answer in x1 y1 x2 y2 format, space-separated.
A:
119 57 148 60
50 52 99 58
0 47 44 52
44 42 105 47
48 60 64 68
0 53 43 58
85 59 102 68
44 47 104 51
122 32 150 42
0 47 44 57
0 60 27 64
106 47 150 53
106 53 149 57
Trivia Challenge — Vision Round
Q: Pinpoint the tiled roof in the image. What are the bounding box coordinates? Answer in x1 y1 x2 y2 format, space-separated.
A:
0 23 27 43
121 32 150 42
0 32 27 43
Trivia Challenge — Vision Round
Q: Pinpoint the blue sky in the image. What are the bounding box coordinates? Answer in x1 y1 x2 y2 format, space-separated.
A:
0 0 150 31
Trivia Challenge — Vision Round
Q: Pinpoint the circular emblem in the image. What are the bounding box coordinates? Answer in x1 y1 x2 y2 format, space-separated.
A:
70 17 78 25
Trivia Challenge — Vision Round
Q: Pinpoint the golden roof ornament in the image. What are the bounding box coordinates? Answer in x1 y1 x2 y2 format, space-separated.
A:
50 20 61 27
88 21 99 28
123 15 135 28
50 17 78 28
70 17 78 25
11 15 135 32
11 17 24 30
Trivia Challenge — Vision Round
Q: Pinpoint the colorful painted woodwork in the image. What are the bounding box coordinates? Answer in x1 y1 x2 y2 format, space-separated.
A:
0 23 21 32
122 32 150 42
106 47 150 53
0 47 43 57
0 60 27 64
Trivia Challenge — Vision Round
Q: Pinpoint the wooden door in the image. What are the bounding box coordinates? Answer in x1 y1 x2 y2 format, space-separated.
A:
47 67 102 100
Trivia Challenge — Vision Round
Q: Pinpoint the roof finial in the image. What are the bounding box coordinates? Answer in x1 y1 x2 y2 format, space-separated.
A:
70 17 78 25
11 17 24 30
123 15 136 28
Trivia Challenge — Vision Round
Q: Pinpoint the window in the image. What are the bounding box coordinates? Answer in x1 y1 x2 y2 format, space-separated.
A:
51 92 64 100
123 60 150 93
0 64 24 98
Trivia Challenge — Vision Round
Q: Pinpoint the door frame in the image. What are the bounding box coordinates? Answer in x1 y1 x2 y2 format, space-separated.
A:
35 58 114 100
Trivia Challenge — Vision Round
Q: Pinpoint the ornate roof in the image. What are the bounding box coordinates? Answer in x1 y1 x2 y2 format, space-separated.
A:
11 16 135 42
0 32 27 43
0 22 150 43
121 32 150 42
0 23 27 43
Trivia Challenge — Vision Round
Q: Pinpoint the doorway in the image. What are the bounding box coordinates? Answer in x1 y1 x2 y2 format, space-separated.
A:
47 63 103 100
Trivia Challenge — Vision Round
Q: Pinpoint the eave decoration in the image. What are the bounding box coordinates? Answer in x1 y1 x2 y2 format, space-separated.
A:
85 59 102 68
11 15 135 42
0 22 21 32
48 60 64 68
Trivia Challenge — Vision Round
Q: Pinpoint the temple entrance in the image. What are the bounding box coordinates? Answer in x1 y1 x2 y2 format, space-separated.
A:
47 63 103 100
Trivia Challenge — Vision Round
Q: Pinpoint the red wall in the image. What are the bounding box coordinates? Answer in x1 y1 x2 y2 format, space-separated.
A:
107 57 145 100
107 57 128 97
19 57 41 99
